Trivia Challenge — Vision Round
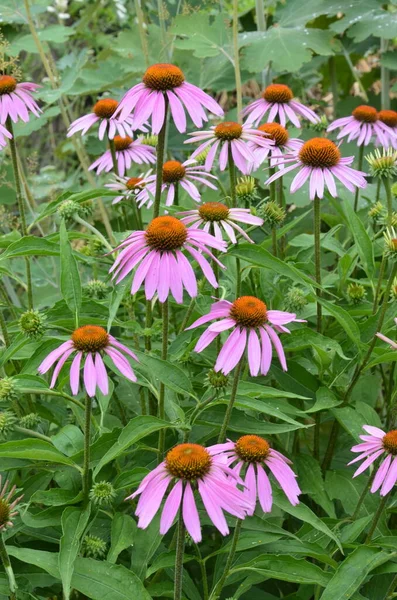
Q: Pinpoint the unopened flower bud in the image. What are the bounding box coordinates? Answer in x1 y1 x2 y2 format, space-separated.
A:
57 199 80 220
20 413 41 429
0 378 17 403
81 535 107 559
89 481 116 506
384 227 397 258
19 310 46 339
366 148 397 179
310 115 328 133
142 134 158 148
261 201 286 227
236 176 258 205
80 239 104 257
205 369 229 391
0 411 17 437
368 201 384 221
84 279 109 300
347 282 366 304
284 287 307 312
0 477 23 532
194 146 210 166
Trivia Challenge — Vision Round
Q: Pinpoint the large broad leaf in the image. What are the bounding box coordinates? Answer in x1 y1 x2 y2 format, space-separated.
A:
240 27 339 74
197 405 306 434
32 189 115 225
93 416 176 476
231 554 331 587
171 14 232 59
107 513 136 564
60 219 82 320
343 199 374 278
232 396 307 427
318 297 362 350
332 5 397 40
320 547 393 600
135 351 195 397
9 25 75 55
0 236 59 260
59 506 91 600
0 439 76 467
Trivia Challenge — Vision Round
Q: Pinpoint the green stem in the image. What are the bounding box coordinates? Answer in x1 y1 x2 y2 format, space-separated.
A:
385 574 397 599
341 43 369 102
376 178 381 203
365 494 388 543
158 299 169 461
271 227 277 257
174 507 185 600
381 38 390 110
232 0 243 120
153 97 169 219
174 182 179 206
329 56 338 117
194 544 209 600
255 0 266 31
73 214 114 252
384 177 393 228
108 136 119 176
6 117 33 310
352 467 377 520
353 145 364 212
228 149 241 295
14 425 52 443
277 176 285 257
134 0 150 68
217 360 242 443
179 297 195 333
83 394 92 504
210 519 242 600
313 195 322 334
0 533 17 598
0 311 10 347
373 254 387 314
313 412 320 460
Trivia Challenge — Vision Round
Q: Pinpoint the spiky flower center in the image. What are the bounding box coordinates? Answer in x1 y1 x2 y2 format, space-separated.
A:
126 177 144 190
0 498 10 527
263 84 293 103
235 435 270 462
93 99 118 119
162 160 186 184
143 64 185 91
145 216 187 251
299 138 340 168
0 75 17 95
198 202 229 222
230 296 268 328
71 325 109 352
378 110 397 128
383 430 397 455
352 105 377 123
166 443 212 480
258 122 288 147
214 122 242 141
114 136 132 151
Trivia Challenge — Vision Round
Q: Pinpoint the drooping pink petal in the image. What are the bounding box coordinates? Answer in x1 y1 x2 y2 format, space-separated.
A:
183 482 201 542
160 479 183 535
83 352 97 397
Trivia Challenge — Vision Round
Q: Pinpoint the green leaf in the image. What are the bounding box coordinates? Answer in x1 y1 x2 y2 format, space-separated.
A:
9 25 75 55
232 554 331 586
320 547 394 600
306 387 341 413
59 506 91 600
232 396 307 427
318 297 362 349
343 198 374 278
0 439 76 467
331 402 381 442
135 351 195 397
107 513 136 564
60 219 82 319
30 488 82 506
0 236 59 260
170 14 232 59
295 455 336 517
198 405 306 434
32 189 115 225
93 416 177 476
237 381 310 401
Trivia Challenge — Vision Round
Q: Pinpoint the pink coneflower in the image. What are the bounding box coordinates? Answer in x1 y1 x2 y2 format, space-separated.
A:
88 135 156 176
178 202 263 244
105 171 152 205
38 325 138 397
248 122 302 169
376 110 397 149
242 83 319 128
0 124 12 148
209 435 301 512
126 442 251 542
0 475 23 532
0 75 41 124
136 159 217 208
376 318 397 348
187 296 304 375
186 121 271 175
116 63 224 134
265 137 368 201
67 98 142 140
327 105 389 147
349 425 397 496
109 216 226 304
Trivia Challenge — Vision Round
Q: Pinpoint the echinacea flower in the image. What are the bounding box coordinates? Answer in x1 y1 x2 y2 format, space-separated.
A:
116 63 224 134
187 296 304 375
248 122 302 169
327 105 389 147
109 216 226 304
178 202 263 244
0 123 12 148
126 442 251 542
376 110 397 149
38 325 138 397
209 435 301 512
265 137 368 200
0 75 41 124
376 318 397 348
105 171 152 205
67 98 142 140
349 425 397 496
242 83 319 128
186 121 271 175
0 475 23 532
136 159 217 208
88 135 156 176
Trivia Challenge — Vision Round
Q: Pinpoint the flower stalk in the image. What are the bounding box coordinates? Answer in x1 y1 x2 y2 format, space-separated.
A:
174 507 186 600
384 176 393 228
83 394 92 504
353 145 364 212
153 98 169 219
228 149 241 295
0 534 17 599
217 359 243 443
209 518 242 600
313 195 322 334
158 299 169 460
365 494 388 543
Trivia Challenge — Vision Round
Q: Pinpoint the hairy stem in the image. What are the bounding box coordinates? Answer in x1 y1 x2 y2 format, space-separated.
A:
384 176 393 228
73 214 114 253
218 360 242 442
372 254 387 314
158 299 169 461
210 519 242 599
329 56 338 117
381 38 390 110
353 145 364 212
313 195 322 334
352 467 377 520
228 149 241 295
83 394 92 504
232 0 243 121
174 507 186 600
153 98 169 219
0 533 17 597
365 494 388 543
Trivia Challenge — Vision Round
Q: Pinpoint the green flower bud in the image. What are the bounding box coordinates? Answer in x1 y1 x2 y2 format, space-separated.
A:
368 201 384 221
284 287 308 312
81 535 107 559
78 200 94 218
0 378 17 403
0 411 17 437
236 176 258 205
390 277 397 300
365 148 397 179
205 369 229 392
57 199 80 220
347 282 366 304
310 115 329 133
384 227 397 258
89 481 116 506
84 279 109 300
80 239 104 257
193 146 210 166
142 134 158 148
261 200 286 227
20 413 41 429
19 310 46 339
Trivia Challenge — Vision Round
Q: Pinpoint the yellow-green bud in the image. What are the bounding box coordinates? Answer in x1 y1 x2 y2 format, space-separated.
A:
20 413 41 429
89 481 116 506
0 378 17 403
284 287 307 312
365 148 397 179
236 176 258 204
19 310 46 339
84 279 108 300
0 411 17 437
81 535 107 559
347 282 366 304
206 369 229 391
261 201 286 227
368 201 384 221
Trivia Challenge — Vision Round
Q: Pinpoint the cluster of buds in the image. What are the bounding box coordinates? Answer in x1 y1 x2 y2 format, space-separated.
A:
57 199 93 221
0 378 17 404
83 280 109 300
192 146 210 166
347 282 367 304
261 201 286 227
19 310 46 339
81 535 107 559
0 411 17 438
89 481 116 506
236 176 258 205
284 287 308 313
365 148 397 179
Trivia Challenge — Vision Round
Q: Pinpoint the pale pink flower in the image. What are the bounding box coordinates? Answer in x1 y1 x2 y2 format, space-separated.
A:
376 110 397 149
178 202 263 244
265 137 368 200
116 63 223 134
209 435 301 512
0 123 12 148
247 122 302 169
38 325 138 397
187 296 304 376
349 425 397 496
126 442 251 542
105 171 152 205
376 318 397 349
67 98 144 140
136 159 217 208
242 83 319 128
109 216 226 304
185 121 271 175
327 105 389 147
0 475 23 532
88 135 156 176
0 75 41 124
